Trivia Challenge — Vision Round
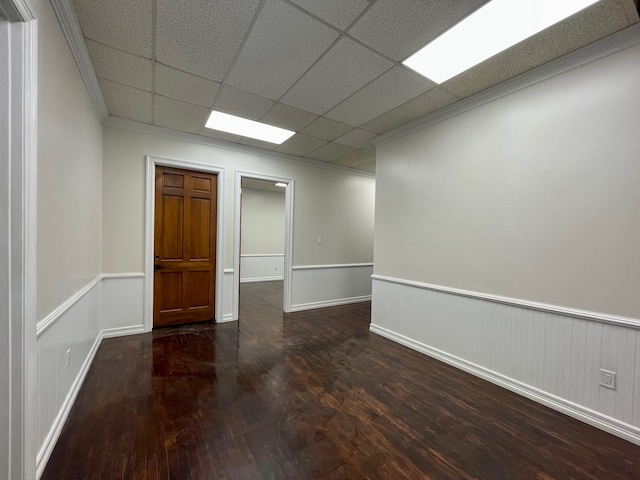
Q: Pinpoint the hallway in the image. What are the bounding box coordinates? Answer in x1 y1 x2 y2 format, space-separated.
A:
42 282 640 479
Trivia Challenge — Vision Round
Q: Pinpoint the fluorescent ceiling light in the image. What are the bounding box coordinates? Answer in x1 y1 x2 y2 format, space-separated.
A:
205 111 295 144
403 0 600 83
275 183 287 187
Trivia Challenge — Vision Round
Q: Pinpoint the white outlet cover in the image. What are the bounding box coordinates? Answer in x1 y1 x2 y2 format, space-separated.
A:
600 369 616 390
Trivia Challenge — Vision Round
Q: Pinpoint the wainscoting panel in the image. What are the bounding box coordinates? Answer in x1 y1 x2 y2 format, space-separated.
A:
101 274 145 336
290 264 373 312
370 275 640 445
36 276 102 477
240 254 284 283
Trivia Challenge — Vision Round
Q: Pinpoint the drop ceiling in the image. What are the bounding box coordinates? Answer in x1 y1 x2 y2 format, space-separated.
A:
70 0 639 174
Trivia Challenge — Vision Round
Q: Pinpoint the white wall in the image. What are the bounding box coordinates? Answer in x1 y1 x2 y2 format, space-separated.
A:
372 42 640 443
36 0 103 321
102 126 375 272
33 0 104 474
241 188 285 255
240 188 285 282
375 44 640 319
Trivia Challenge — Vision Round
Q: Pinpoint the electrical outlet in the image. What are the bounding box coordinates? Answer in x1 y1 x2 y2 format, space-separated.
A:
65 348 71 370
316 236 322 244
600 369 616 390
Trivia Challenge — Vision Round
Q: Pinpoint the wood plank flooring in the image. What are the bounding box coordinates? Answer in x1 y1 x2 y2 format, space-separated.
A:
42 281 640 479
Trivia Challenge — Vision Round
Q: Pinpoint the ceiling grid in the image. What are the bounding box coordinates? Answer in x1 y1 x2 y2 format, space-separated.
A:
69 0 639 172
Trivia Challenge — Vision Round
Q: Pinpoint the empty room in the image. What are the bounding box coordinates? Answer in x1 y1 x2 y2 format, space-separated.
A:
2 0 640 478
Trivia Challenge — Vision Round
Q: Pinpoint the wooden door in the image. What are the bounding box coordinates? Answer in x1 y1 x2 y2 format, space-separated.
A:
154 166 217 327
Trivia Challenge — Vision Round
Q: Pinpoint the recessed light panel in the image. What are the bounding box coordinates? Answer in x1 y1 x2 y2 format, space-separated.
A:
275 183 287 187
403 0 600 83
205 111 296 144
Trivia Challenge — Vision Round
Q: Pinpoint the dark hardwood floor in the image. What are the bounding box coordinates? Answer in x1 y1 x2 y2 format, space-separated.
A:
43 281 640 479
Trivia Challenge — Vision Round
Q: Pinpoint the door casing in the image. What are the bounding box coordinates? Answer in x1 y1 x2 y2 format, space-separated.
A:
145 156 225 332
233 170 294 320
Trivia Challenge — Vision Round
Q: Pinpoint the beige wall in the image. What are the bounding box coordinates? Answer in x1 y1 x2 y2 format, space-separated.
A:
241 188 285 255
102 126 375 272
374 44 640 319
36 0 103 320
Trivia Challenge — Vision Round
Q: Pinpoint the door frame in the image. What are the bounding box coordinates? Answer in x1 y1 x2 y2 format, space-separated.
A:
144 155 225 331
0 1 38 478
234 171 294 319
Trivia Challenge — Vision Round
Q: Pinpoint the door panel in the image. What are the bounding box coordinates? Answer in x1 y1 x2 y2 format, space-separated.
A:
154 166 217 327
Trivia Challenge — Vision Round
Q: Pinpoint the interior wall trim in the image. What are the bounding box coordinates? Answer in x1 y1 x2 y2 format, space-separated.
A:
241 253 284 257
106 116 375 179
290 295 372 312
234 171 294 320
372 274 640 330
145 156 226 331
223 268 234 274
49 0 108 121
293 263 374 270
369 322 640 446
101 272 145 279
36 275 102 338
374 23 640 147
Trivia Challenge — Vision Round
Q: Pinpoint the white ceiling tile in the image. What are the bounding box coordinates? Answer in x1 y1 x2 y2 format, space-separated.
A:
226 0 339 99
260 103 318 131
348 0 485 61
73 0 152 57
329 150 375 167
239 137 279 150
198 127 242 143
301 117 353 141
288 0 370 30
275 134 327 156
326 67 434 126
353 161 376 173
100 79 152 124
154 95 209 134
86 40 152 91
156 0 260 81
305 142 355 162
443 0 640 99
361 87 459 134
334 128 376 149
155 64 220 107
281 37 392 114
214 85 275 120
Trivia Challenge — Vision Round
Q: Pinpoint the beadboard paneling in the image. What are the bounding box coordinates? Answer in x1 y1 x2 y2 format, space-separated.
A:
36 277 102 476
240 254 284 283
370 275 640 445
101 274 145 334
290 264 372 311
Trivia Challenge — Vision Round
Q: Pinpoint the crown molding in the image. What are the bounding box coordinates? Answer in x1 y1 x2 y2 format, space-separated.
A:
104 116 375 179
48 0 374 179
374 22 640 147
50 0 109 122
0 0 36 21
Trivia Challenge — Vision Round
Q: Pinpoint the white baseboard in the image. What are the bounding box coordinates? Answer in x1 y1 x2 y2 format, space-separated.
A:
36 329 102 477
102 325 145 339
220 313 236 323
370 323 640 446
240 276 284 283
290 264 373 309
290 295 371 312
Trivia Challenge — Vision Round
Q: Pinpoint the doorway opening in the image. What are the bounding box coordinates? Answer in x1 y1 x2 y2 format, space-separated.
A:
233 172 294 320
